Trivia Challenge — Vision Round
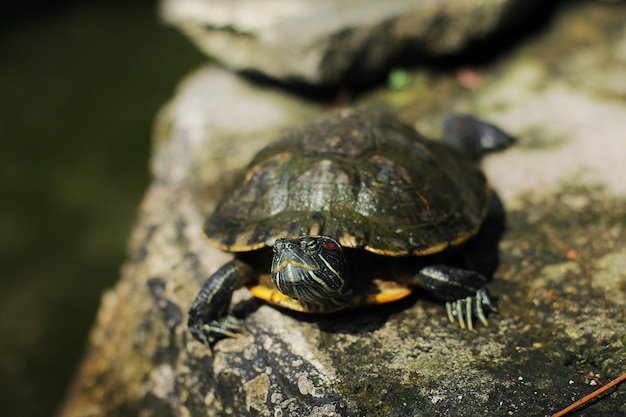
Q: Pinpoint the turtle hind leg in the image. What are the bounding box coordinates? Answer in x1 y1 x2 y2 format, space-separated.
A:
412 265 497 330
443 115 515 161
188 259 257 346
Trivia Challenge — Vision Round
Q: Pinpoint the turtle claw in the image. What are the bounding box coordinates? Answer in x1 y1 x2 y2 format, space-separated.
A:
445 287 496 330
190 315 243 346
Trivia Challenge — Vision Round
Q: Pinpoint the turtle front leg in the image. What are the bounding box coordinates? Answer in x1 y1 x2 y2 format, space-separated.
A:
188 259 256 346
413 265 497 330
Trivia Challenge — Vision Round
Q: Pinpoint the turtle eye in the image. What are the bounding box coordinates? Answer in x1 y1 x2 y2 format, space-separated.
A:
303 238 320 254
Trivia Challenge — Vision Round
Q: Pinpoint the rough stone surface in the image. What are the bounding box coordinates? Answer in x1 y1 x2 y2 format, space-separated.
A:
60 3 626 417
159 0 544 86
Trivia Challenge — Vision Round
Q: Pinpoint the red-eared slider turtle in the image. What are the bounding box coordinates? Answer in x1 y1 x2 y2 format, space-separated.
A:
189 107 514 346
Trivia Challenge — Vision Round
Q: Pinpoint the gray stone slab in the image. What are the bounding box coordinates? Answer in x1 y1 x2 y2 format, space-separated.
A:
159 0 543 85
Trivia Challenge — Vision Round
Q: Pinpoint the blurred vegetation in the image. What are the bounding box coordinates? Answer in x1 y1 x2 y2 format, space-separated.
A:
0 1 204 416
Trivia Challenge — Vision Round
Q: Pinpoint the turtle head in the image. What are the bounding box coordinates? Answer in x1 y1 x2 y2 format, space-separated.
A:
271 236 351 312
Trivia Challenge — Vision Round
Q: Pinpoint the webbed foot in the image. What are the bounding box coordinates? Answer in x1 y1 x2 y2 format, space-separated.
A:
445 286 497 330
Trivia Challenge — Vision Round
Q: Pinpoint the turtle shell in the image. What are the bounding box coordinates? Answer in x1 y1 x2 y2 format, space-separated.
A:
205 107 490 257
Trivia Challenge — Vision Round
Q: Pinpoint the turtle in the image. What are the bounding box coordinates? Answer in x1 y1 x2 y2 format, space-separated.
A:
188 107 514 346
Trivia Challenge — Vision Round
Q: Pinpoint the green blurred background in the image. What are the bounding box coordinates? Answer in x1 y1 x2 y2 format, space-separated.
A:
0 1 204 416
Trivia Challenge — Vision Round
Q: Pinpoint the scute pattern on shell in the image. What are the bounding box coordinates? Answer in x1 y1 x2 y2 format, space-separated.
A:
204 108 490 256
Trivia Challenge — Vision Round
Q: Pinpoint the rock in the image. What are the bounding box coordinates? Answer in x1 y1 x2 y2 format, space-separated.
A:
60 3 626 417
159 0 544 86
150 66 321 186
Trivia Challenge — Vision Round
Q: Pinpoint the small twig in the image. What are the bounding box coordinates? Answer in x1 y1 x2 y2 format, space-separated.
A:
552 372 626 417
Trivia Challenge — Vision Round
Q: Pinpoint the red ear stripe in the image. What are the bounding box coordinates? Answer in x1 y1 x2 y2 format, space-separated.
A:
321 241 339 251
